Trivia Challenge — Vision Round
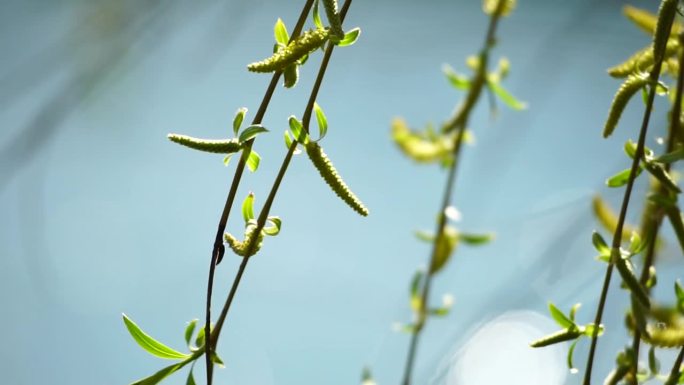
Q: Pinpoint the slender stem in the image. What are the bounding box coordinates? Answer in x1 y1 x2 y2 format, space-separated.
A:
203 2 314 383
582 28 673 385
628 31 684 385
206 0 353 379
400 3 506 385
664 346 684 385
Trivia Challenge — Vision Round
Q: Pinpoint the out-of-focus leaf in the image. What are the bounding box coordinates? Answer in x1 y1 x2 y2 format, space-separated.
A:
459 232 494 245
442 64 471 90
606 166 643 187
486 77 527 110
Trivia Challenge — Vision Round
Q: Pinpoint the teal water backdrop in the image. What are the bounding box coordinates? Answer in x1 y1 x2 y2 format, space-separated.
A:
2 0 683 384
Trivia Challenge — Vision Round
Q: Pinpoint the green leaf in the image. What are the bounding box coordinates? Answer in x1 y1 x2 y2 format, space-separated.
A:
628 230 646 255
592 231 610 254
442 64 471 90
648 346 660 374
656 147 684 163
606 166 643 187
263 216 282 236
246 150 260 172
130 356 197 385
211 352 225 367
184 319 197 347
123 314 190 360
186 366 196 385
567 339 578 372
233 107 247 136
194 325 206 348
312 0 323 29
569 303 581 321
676 280 684 312
313 102 328 140
238 125 268 143
242 192 255 222
223 154 233 167
289 116 307 142
429 307 450 317
459 232 494 245
414 230 434 243
274 18 289 45
337 27 361 47
283 63 299 88
548 303 574 329
410 269 424 300
644 162 681 193
486 77 528 110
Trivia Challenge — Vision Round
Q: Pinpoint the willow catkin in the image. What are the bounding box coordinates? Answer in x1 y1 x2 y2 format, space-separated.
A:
322 0 344 41
608 39 680 78
167 134 242 154
653 0 678 62
247 28 329 73
224 224 263 257
391 118 453 164
626 307 684 348
305 141 369 216
603 74 649 138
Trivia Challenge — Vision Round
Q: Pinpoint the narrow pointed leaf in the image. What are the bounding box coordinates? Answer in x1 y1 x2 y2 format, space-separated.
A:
123 314 190 360
592 231 610 254
233 107 247 136
606 166 643 187
443 64 471 90
246 150 260 172
567 340 578 372
313 102 328 140
242 193 255 222
238 125 269 143
486 78 527 110
130 357 196 385
289 116 306 142
459 232 494 245
186 366 197 385
548 303 574 329
283 63 299 88
312 0 323 29
184 319 197 347
656 147 684 163
274 18 289 45
263 216 282 236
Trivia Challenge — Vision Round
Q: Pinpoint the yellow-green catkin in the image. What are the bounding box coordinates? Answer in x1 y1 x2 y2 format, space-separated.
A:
603 74 649 138
167 134 242 154
322 0 344 42
608 39 680 78
248 28 330 73
391 118 453 164
482 0 516 17
224 224 263 257
653 0 678 62
305 141 369 216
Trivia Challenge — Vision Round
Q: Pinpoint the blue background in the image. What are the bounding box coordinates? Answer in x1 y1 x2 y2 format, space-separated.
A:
2 0 683 384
